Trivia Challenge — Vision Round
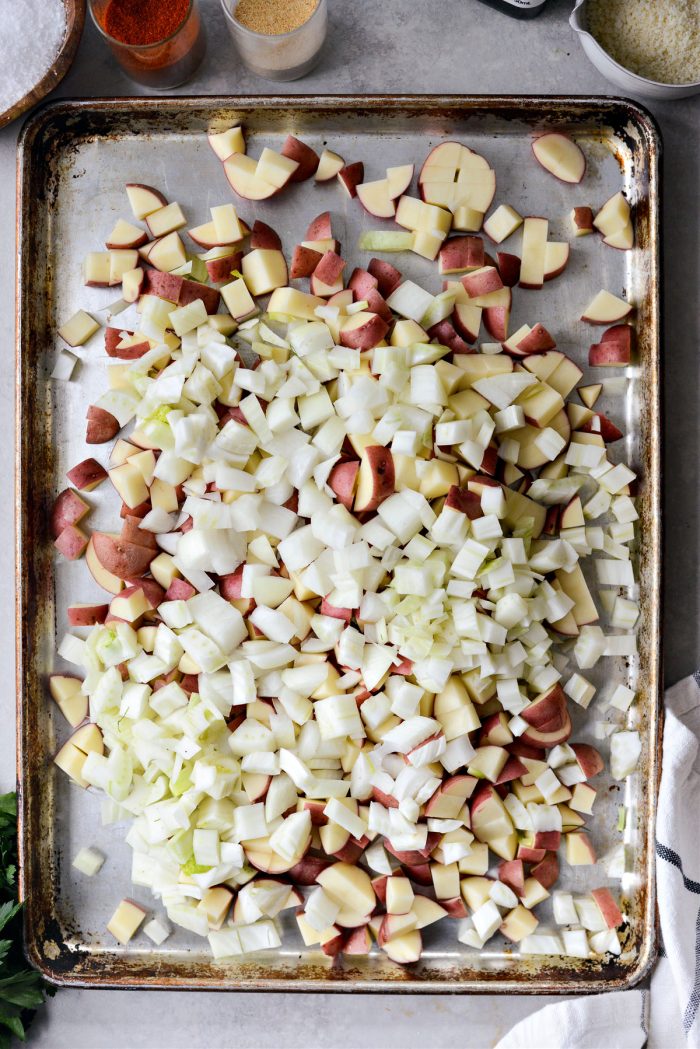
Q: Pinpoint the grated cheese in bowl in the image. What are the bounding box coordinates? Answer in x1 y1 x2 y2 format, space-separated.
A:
587 0 700 86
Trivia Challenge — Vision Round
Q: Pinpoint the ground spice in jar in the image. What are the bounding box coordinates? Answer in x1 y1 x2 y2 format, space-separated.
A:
96 0 205 88
104 0 191 45
234 0 319 35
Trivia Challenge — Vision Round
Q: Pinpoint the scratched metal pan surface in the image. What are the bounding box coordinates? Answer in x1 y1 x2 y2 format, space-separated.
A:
16 96 662 992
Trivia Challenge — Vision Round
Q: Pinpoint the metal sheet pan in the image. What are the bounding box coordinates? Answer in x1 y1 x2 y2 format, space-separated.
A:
15 95 662 993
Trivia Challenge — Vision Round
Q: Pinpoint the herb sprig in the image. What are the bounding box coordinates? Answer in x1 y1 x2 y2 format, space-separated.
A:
0 793 48 1046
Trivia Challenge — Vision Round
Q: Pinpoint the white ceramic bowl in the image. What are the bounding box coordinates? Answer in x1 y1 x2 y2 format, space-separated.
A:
570 0 700 100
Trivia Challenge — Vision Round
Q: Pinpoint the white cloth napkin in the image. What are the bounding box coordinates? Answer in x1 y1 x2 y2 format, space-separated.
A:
495 673 700 1049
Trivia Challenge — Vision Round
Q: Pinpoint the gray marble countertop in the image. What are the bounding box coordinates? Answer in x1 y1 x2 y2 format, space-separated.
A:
1 0 698 1044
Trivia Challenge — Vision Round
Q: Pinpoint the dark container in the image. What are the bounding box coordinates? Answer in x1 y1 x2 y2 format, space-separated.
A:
474 0 548 18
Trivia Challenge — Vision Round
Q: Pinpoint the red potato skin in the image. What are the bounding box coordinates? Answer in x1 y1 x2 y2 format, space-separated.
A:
588 342 631 367
175 277 220 314
571 742 605 779
371 876 388 904
479 712 511 747
602 323 634 347
54 524 89 560
520 709 573 748
105 327 149 360
67 603 109 626
141 269 182 303
532 831 561 852
332 839 366 865
520 684 568 729
531 851 559 889
283 492 299 515
302 800 328 826
104 326 130 354
165 577 196 601
290 245 323 279
401 862 433 885
498 859 525 897
384 833 440 865
340 313 389 350
66 458 108 491
313 250 346 286
461 267 504 297
321 930 344 958
453 303 482 344
466 473 500 497
591 887 623 929
427 319 473 355
496 252 521 287
364 288 393 324
120 499 151 520
342 925 372 954
445 485 483 520
225 406 250 428
125 577 165 608
218 565 246 601
305 211 333 242
572 206 594 233
205 251 242 284
510 322 557 356
179 673 199 695
120 515 159 551
372 785 399 809
347 267 378 299
337 162 364 198
111 338 151 361
440 896 468 918
86 406 120 444
579 413 623 443
439 236 484 274
143 269 220 313
51 489 89 538
367 258 402 297
355 446 395 512
392 656 414 677
517 845 546 863
281 135 320 182
494 755 528 785
250 220 282 251
543 506 560 536
92 532 156 579
287 855 330 885
508 740 545 761
320 597 353 623
482 306 510 343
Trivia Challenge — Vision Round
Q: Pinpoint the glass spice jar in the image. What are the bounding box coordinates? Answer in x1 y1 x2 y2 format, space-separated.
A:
89 0 206 89
220 0 327 81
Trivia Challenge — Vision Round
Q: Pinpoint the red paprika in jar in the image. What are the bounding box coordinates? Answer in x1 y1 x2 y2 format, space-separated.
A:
91 0 206 88
104 0 191 44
